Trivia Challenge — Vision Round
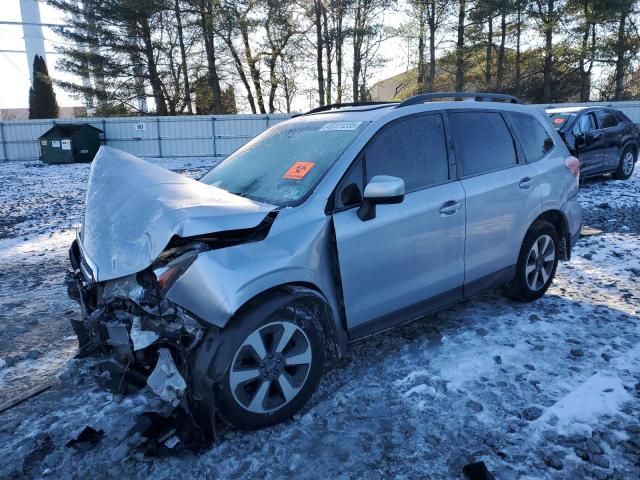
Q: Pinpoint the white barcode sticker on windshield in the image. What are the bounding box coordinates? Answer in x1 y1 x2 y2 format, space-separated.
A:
320 122 362 131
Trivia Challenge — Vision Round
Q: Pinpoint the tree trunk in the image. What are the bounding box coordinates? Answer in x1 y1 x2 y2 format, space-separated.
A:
578 18 591 101
455 0 466 92
228 43 257 113
268 54 278 113
139 17 168 115
352 0 365 101
427 1 436 92
322 5 332 104
199 3 224 114
542 0 554 103
515 5 522 95
496 10 506 90
614 4 628 100
335 2 344 103
485 15 493 89
314 0 325 106
239 22 266 113
175 0 192 113
417 1 426 94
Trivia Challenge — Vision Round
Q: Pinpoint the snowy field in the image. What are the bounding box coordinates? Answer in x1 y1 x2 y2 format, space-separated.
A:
0 157 639 479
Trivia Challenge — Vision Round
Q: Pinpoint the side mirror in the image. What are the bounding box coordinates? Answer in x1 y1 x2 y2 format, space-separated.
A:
357 175 405 221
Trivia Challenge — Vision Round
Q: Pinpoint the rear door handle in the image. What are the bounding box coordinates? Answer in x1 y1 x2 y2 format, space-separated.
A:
519 177 535 189
439 200 462 216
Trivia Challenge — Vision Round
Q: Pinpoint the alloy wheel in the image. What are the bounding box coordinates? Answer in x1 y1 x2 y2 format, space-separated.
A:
623 151 635 176
229 321 313 414
525 234 556 291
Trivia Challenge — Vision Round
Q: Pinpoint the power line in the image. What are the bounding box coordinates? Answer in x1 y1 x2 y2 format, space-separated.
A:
0 49 61 54
0 52 29 80
0 20 64 28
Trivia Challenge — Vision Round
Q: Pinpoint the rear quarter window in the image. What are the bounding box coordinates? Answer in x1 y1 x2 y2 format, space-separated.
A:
614 110 632 123
508 112 554 163
596 110 619 128
449 111 517 177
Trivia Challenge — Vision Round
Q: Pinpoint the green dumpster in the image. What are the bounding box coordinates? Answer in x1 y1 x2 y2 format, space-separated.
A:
39 124 103 164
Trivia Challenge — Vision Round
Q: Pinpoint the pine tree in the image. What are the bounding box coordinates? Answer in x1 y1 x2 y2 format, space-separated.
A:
28 55 59 119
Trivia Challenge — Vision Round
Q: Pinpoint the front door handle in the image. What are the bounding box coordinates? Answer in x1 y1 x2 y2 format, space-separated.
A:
439 200 462 216
519 177 535 189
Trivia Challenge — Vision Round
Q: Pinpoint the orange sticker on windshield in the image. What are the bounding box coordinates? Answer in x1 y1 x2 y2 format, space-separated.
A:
283 161 315 180
553 117 565 124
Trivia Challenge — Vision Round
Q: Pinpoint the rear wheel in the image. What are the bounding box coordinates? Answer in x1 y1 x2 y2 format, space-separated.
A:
217 300 326 430
613 146 636 180
504 221 559 302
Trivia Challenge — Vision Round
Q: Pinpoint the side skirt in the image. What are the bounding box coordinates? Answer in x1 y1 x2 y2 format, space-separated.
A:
347 265 516 342
348 287 463 341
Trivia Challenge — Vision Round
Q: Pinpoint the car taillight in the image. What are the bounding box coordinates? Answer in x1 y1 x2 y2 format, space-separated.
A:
565 156 580 187
565 156 580 176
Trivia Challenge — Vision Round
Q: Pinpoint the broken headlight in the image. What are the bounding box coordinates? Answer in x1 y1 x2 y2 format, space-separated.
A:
153 250 198 296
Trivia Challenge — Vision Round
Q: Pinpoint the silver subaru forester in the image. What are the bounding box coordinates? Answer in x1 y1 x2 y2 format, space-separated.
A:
66 93 582 437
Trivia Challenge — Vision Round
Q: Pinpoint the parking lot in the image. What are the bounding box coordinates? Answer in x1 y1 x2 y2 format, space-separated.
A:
0 158 639 479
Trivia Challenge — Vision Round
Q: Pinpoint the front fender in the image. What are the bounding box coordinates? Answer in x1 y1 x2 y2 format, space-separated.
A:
167 255 328 327
165 213 344 341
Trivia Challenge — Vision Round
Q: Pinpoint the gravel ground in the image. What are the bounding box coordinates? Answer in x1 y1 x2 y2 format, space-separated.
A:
0 157 639 480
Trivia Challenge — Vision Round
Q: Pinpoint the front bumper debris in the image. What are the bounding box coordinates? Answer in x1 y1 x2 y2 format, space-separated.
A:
65 240 217 441
146 348 187 407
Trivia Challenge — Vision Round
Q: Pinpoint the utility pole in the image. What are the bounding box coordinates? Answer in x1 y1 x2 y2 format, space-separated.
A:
19 0 47 83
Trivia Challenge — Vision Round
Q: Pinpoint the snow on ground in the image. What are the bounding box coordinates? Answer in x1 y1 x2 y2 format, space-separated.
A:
0 157 639 479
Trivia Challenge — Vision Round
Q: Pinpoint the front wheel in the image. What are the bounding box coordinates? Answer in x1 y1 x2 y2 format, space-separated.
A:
613 146 636 180
217 300 326 430
504 221 560 302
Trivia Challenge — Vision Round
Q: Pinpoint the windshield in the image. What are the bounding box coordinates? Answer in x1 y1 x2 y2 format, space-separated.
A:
547 112 576 130
200 120 368 206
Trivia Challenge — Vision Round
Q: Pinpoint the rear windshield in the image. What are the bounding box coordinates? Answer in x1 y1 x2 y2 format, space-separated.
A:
200 120 368 206
547 112 576 130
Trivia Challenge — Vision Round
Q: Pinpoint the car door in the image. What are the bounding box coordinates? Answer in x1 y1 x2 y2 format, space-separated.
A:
573 112 605 176
595 109 622 171
447 110 542 295
332 113 466 334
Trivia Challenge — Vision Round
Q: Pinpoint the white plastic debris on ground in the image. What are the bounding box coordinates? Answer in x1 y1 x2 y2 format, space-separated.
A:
146 348 187 407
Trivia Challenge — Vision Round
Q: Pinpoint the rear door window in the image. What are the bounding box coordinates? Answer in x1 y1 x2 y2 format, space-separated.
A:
363 114 449 192
449 111 518 176
507 112 554 163
596 110 619 129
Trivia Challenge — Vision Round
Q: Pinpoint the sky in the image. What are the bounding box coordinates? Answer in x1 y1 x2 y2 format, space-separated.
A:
0 0 411 113
0 0 77 109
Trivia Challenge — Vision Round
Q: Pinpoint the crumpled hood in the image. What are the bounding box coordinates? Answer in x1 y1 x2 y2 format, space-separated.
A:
79 146 275 282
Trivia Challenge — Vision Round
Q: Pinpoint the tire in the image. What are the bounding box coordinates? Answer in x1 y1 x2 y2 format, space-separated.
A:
613 145 636 180
503 220 560 303
217 299 326 430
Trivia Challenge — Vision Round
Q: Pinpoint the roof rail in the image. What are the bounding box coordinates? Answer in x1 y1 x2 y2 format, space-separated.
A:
297 101 395 116
396 92 522 108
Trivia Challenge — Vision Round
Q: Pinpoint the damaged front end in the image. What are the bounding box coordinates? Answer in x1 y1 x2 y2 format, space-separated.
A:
65 239 215 438
62 147 282 443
